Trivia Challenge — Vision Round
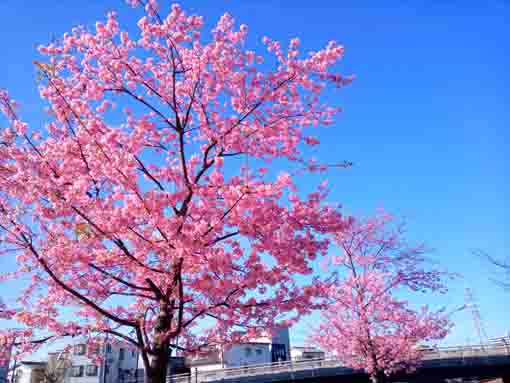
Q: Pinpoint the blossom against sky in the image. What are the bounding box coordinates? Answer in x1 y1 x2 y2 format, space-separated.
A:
0 0 507 347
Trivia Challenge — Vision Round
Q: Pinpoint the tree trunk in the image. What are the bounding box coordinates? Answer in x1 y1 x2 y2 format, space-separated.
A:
145 304 172 383
145 347 170 383
370 371 387 383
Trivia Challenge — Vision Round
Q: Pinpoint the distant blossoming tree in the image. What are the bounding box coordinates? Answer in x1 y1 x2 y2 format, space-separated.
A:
0 1 353 383
474 249 510 292
310 213 452 383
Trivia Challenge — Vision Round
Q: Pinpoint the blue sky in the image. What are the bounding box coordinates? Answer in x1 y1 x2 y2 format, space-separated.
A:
0 0 508 350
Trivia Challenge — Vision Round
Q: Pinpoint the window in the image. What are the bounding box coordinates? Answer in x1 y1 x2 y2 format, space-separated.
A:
119 348 125 361
85 365 98 377
74 344 86 356
105 366 110 375
271 343 287 362
244 347 252 357
71 366 84 377
255 349 262 355
131 350 136 357
105 343 112 353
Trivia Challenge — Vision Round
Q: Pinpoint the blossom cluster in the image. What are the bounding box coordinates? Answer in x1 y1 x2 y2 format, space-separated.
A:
310 213 452 378
0 0 351 363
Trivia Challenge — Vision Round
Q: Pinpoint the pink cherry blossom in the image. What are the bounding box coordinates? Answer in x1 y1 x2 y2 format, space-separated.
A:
0 2 352 383
310 213 453 383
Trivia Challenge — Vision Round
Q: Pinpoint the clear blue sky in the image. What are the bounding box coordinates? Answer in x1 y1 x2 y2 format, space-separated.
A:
0 0 508 349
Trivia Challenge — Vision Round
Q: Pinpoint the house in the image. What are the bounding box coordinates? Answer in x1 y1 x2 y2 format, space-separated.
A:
13 361 46 383
45 351 71 383
67 341 138 383
187 327 291 372
229 327 291 367
222 342 272 367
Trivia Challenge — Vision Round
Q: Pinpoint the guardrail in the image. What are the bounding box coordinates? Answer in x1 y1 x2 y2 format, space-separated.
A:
123 343 510 383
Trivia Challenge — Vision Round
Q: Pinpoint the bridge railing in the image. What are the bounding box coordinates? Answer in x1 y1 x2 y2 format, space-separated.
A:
124 343 510 383
420 344 510 368
422 344 510 360
167 358 346 383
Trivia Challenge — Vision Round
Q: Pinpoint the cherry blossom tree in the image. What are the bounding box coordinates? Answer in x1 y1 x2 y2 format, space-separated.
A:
310 213 452 383
0 1 353 382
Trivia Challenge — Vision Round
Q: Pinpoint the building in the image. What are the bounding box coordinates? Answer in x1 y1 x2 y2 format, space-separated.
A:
187 327 291 372
268 327 291 363
237 327 290 367
0 343 12 383
13 361 46 383
185 350 223 373
68 341 138 383
222 342 272 368
290 346 325 361
45 351 71 383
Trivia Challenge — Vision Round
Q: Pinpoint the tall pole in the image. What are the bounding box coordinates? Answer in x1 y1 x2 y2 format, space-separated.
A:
134 350 139 383
8 338 16 383
9 359 16 383
102 335 109 383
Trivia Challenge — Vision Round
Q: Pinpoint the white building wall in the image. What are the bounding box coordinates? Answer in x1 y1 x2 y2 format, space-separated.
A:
190 363 223 373
290 348 304 360
223 344 271 368
69 352 100 383
13 363 46 383
186 326 291 371
14 365 30 383
250 327 290 362
290 347 325 361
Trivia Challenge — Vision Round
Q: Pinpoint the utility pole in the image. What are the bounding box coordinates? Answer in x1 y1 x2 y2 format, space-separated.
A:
9 359 17 383
102 335 109 383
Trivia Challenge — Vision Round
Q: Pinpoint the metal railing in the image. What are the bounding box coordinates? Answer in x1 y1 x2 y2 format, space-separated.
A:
124 343 510 383
424 344 509 358
170 358 347 383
